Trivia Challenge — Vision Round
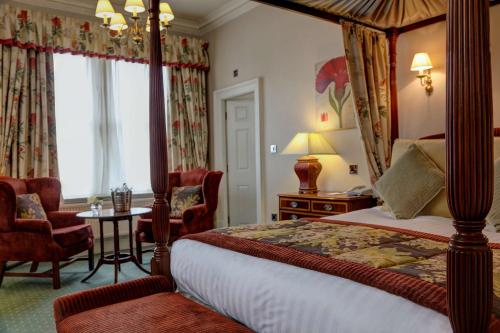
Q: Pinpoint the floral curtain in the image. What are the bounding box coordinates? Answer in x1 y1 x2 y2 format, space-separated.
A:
0 45 58 177
341 21 391 184
168 66 208 171
0 4 210 68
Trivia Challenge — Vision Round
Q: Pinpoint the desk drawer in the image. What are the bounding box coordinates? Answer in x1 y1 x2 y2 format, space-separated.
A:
279 210 320 221
279 198 310 211
311 200 347 214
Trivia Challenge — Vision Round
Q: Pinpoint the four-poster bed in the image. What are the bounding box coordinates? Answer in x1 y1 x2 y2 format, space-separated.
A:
52 0 496 332
172 1 495 331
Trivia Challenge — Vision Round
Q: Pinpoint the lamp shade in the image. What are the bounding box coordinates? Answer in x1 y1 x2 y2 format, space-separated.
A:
124 0 146 14
109 13 128 31
411 53 432 71
160 2 175 21
95 0 115 18
282 132 337 156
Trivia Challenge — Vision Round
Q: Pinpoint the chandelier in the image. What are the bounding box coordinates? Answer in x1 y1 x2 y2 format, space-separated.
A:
95 0 175 44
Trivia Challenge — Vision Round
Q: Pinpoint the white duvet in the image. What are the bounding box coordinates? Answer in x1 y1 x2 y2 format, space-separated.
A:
171 207 500 333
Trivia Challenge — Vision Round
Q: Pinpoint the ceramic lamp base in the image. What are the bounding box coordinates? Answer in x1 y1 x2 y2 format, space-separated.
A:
294 155 322 194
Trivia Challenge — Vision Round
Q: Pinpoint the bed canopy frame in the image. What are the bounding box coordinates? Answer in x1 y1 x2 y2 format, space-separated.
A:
147 0 494 332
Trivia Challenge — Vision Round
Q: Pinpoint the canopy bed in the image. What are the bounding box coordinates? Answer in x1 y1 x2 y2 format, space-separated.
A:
52 0 496 332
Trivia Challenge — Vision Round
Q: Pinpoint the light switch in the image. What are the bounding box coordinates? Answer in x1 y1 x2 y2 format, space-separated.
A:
270 144 278 154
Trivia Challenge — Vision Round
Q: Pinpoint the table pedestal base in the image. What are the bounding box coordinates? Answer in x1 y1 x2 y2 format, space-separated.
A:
82 216 150 284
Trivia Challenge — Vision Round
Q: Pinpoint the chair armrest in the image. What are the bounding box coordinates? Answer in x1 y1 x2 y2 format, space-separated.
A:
182 204 208 224
46 211 84 229
53 276 173 324
14 219 52 235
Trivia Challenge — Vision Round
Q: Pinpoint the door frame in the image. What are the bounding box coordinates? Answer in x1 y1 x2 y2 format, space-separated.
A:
213 78 264 227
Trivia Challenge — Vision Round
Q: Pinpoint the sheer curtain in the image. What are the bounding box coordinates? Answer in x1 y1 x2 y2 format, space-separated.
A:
90 58 124 194
54 54 168 198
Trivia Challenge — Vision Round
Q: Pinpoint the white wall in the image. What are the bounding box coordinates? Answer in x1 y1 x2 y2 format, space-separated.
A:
204 5 371 224
397 5 500 139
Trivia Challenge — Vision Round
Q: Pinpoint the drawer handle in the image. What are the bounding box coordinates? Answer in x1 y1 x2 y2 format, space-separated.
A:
290 214 299 220
323 204 333 211
290 201 299 208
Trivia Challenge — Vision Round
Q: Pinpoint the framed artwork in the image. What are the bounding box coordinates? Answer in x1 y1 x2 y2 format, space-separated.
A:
315 55 356 130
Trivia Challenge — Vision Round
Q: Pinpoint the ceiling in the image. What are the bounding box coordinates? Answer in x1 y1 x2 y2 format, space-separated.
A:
5 0 258 35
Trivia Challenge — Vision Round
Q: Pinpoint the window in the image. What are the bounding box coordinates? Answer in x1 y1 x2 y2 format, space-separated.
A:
54 53 168 199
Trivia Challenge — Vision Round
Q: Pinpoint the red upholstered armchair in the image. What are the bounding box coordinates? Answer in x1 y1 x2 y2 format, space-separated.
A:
0 177 94 289
135 168 223 263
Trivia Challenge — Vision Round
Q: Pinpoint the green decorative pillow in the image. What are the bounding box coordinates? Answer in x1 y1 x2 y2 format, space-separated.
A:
170 185 203 218
375 144 445 219
16 193 48 220
487 158 500 232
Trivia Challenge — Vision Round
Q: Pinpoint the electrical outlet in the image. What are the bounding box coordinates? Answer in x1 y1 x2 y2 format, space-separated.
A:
271 213 278 221
270 144 278 154
233 69 239 77
349 164 359 175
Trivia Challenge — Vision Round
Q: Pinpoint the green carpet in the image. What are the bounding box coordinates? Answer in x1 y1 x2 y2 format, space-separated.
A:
0 253 152 333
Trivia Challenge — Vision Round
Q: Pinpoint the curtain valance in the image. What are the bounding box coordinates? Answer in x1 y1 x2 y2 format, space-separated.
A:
0 4 209 70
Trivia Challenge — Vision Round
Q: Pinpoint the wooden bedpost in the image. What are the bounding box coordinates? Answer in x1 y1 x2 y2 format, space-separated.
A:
388 28 399 144
149 0 171 278
446 0 493 332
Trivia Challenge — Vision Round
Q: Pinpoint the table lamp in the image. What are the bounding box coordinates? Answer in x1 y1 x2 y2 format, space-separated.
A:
282 132 337 194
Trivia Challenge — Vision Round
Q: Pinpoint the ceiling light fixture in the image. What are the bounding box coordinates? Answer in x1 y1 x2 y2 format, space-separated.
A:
95 0 174 44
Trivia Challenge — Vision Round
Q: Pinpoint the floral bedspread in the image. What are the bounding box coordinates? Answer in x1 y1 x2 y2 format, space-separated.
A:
184 219 500 330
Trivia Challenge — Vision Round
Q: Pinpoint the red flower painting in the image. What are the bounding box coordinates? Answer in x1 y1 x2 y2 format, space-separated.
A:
316 56 351 128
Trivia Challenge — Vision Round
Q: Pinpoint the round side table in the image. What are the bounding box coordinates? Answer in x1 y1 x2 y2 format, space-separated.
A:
78 207 151 284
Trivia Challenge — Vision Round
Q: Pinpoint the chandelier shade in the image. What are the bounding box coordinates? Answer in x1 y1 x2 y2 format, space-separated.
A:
109 13 128 31
160 2 175 21
124 0 146 16
95 0 115 18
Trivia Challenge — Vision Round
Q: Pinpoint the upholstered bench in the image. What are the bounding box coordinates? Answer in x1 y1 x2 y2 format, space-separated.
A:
53 276 252 333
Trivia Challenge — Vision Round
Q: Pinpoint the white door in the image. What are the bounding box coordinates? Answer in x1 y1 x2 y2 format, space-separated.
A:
226 100 257 226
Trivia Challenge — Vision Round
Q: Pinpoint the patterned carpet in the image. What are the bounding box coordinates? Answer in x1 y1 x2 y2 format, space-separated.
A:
0 253 153 333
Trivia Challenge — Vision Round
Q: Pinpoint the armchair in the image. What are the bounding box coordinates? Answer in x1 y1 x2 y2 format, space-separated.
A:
0 177 94 289
135 168 223 263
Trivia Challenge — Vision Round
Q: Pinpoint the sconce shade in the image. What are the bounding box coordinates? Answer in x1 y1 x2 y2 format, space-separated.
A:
124 0 146 14
160 2 175 21
282 132 337 156
411 53 433 72
95 0 115 18
109 13 128 31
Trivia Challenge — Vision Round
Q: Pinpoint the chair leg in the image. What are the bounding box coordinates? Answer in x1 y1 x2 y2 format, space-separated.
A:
88 246 95 271
52 261 60 290
0 261 6 288
30 261 39 273
136 235 143 264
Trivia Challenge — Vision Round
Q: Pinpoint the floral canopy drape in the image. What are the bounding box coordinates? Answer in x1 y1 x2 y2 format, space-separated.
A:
0 4 210 176
342 21 391 184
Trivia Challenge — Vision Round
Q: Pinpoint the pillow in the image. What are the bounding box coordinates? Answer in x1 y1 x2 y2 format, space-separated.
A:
16 193 48 220
487 158 500 231
170 185 203 218
375 144 445 219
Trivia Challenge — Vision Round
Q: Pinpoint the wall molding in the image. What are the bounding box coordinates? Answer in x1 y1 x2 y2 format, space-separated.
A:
4 0 259 36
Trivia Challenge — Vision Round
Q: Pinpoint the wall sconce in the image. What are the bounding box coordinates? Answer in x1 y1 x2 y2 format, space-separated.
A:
411 52 433 95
